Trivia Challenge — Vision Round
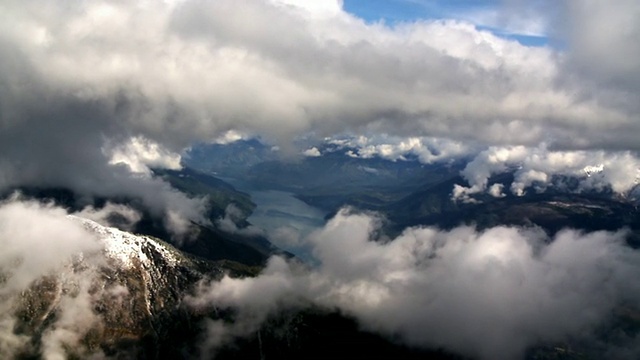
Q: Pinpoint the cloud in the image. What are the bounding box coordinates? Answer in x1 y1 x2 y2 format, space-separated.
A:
0 197 204 358
452 145 640 201
212 130 250 145
302 147 321 157
188 208 640 359
458 6 549 38
105 136 182 175
0 197 103 295
74 202 142 231
0 2 637 358
0 0 638 224
40 273 106 360
268 226 304 248
2 0 638 155
216 204 265 237
488 183 506 198
270 0 342 18
564 0 640 95
0 197 108 358
328 134 474 163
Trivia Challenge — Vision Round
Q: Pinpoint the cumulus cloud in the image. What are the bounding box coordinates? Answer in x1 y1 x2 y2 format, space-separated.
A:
452 145 640 201
0 0 637 223
488 183 506 198
302 147 321 157
271 0 342 18
106 136 182 174
1 0 638 152
327 134 474 163
188 208 640 359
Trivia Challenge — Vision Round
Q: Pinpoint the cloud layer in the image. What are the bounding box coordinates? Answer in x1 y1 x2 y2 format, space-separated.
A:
1 181 638 359
452 145 640 202
0 0 638 216
189 208 640 359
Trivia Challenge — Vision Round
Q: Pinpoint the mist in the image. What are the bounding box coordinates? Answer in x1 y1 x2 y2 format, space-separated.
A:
188 208 640 359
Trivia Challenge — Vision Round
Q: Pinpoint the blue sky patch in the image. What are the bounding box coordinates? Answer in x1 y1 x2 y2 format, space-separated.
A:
342 0 550 47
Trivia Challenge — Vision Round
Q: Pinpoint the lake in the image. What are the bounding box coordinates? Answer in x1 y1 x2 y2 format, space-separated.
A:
217 177 327 256
247 190 326 236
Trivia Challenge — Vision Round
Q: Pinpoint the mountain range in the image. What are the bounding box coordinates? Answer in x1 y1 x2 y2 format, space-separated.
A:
3 141 639 359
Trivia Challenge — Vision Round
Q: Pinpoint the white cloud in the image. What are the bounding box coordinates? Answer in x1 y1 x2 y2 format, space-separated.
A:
453 146 640 201
488 183 506 198
1 0 637 160
326 134 473 163
565 0 640 94
106 136 182 174
302 147 321 157
213 130 249 145
270 0 342 18
458 2 551 38
188 208 640 359
0 197 107 358
268 226 303 248
74 202 142 231
0 0 637 222
40 273 105 360
0 197 103 295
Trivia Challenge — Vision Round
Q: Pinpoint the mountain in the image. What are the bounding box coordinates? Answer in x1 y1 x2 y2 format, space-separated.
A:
8 217 221 358
183 139 278 178
378 173 640 247
4 168 281 267
185 140 640 248
152 167 255 221
7 148 638 359
6 216 466 360
184 140 466 211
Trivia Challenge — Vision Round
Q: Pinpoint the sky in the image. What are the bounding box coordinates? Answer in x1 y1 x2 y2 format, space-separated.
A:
1 1 640 358
343 0 551 46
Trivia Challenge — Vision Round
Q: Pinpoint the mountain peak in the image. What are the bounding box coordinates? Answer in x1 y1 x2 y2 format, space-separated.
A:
583 164 604 177
72 216 182 270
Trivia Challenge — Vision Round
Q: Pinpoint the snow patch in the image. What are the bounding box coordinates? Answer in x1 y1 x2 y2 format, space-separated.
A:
70 216 179 269
583 164 604 177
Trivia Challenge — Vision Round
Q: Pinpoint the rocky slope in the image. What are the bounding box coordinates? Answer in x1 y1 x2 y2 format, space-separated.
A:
6 217 224 359
3 217 464 360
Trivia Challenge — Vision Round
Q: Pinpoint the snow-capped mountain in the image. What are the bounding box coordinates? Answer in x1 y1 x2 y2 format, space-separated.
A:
5 218 221 359
582 164 604 177
75 216 188 270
